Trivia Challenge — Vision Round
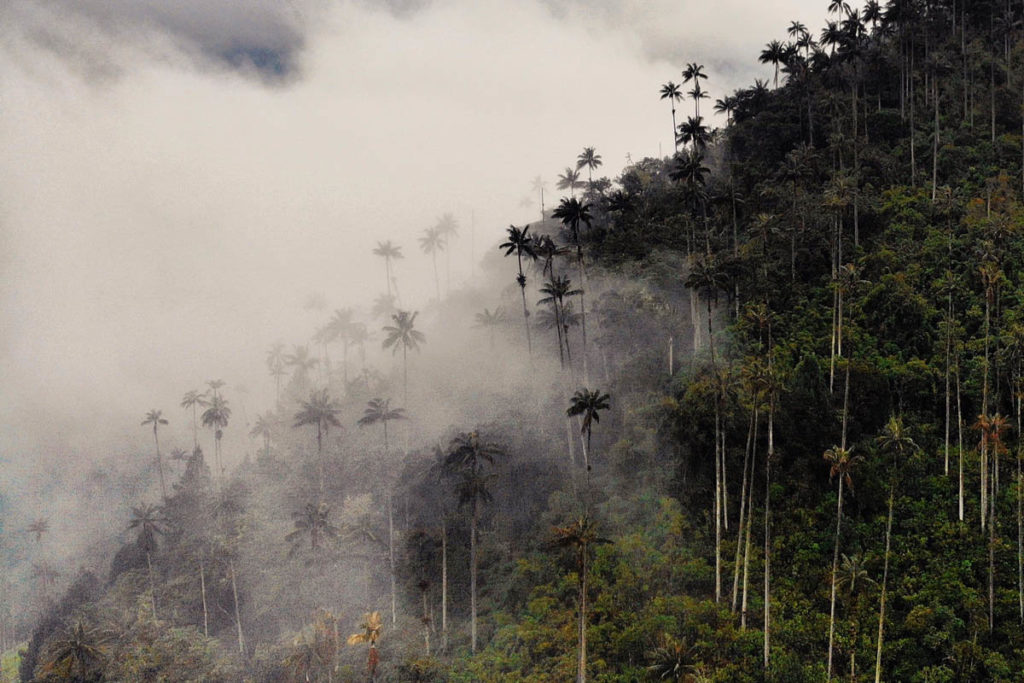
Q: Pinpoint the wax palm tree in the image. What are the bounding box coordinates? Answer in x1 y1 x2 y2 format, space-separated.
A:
474 307 507 349
687 82 709 117
501 224 537 355
435 213 459 296
760 39 787 88
534 234 569 279
200 394 231 481
39 620 107 682
873 416 917 683
419 226 445 303
285 345 319 389
383 310 425 406
293 389 342 498
557 167 581 199
325 307 357 386
249 412 275 460
576 147 603 189
713 94 737 125
129 504 166 620
358 398 406 455
539 275 582 367
286 502 339 557
181 390 207 449
660 82 684 152
677 116 710 152
347 611 383 680
552 515 610 683
373 240 403 301
444 431 506 653
567 389 610 472
141 409 169 500
27 518 49 543
823 444 863 680
552 197 593 377
681 62 708 117
531 176 547 219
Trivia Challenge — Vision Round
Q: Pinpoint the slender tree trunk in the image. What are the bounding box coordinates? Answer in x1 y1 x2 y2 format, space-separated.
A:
671 103 678 153
384 256 393 301
200 554 209 637
1018 384 1023 624
153 426 167 500
732 407 756 612
577 252 589 384
945 292 953 475
958 358 965 521
470 496 478 653
932 73 940 201
432 251 440 303
441 519 448 652
714 400 722 603
519 283 533 356
827 478 845 681
741 409 760 628
578 552 588 683
764 386 773 670
389 493 397 626
230 559 245 655
146 551 158 621
874 484 895 683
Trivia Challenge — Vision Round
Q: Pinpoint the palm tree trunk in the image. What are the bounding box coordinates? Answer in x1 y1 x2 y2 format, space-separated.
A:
671 103 678 153
200 554 209 637
874 485 895 683
230 559 245 655
957 356 965 521
932 73 940 201
741 412 759 630
577 253 589 384
827 478 845 681
403 345 409 407
441 518 448 652
519 281 533 356
154 426 167 500
764 386 773 670
732 407 756 612
389 493 397 627
714 400 722 603
945 293 952 476
146 551 158 621
471 496 478 654
578 552 588 683
317 424 325 500
384 256 393 300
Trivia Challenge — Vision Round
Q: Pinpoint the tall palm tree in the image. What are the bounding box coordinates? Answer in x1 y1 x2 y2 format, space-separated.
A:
382 310 425 406
681 62 708 117
686 82 709 117
200 395 231 481
500 224 537 355
419 227 445 303
677 116 710 152
473 307 507 349
576 147 603 189
538 275 581 367
293 389 342 498
557 167 581 199
285 345 319 390
567 389 610 473
141 409 169 500
373 240 403 301
552 515 609 683
266 344 287 404
531 176 547 219
873 416 917 683
326 308 357 386
823 444 863 680
760 39 787 88
358 398 406 455
713 94 737 125
552 197 593 379
435 213 459 296
660 82 684 152
181 390 206 449
358 397 407 627
129 504 166 620
444 431 506 653
249 413 275 460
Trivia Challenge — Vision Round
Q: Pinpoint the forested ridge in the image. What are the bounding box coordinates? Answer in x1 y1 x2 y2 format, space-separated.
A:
9 0 1024 680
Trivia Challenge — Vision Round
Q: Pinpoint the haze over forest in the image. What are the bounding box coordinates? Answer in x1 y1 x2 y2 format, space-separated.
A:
7 0 1024 681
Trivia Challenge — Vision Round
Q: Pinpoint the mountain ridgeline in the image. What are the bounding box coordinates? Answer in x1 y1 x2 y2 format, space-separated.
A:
10 0 1024 680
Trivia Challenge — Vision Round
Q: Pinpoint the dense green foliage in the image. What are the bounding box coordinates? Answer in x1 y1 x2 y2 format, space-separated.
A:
14 0 1024 680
